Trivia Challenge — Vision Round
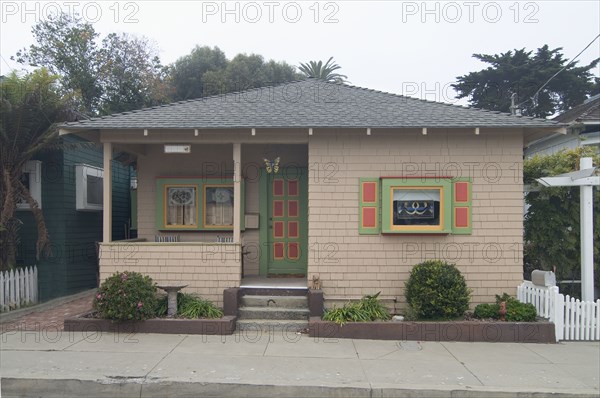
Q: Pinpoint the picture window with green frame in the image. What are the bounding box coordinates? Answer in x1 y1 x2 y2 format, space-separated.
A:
393 188 440 226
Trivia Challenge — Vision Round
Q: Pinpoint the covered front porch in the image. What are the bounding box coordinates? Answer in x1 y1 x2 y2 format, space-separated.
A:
97 130 310 305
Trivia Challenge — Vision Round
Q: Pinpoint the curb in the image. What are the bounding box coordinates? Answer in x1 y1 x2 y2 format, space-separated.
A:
0 289 95 324
2 378 599 398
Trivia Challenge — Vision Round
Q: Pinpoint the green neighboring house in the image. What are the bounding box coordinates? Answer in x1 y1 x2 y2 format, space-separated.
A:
16 135 134 301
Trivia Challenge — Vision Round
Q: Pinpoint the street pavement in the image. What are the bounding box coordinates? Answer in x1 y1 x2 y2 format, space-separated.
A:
0 291 598 397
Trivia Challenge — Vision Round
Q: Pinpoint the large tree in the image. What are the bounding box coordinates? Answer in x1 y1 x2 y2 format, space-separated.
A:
0 69 72 270
98 33 171 114
453 45 599 118
14 13 169 116
298 57 348 83
169 46 228 100
13 13 100 114
170 48 301 99
205 53 300 96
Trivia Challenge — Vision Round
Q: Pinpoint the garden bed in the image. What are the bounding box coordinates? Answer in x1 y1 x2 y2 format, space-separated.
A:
309 317 556 343
65 312 236 335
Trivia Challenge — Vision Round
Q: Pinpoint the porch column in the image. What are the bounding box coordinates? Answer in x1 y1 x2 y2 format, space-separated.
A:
233 143 241 243
103 142 112 243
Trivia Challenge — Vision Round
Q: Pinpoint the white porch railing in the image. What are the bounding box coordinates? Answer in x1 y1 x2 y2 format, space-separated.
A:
0 266 38 312
518 280 600 341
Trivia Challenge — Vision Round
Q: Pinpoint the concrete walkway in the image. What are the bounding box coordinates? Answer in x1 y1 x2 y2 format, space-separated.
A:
1 326 598 397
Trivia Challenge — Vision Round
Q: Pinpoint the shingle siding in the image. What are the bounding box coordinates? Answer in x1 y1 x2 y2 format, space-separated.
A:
98 243 241 306
306 129 525 309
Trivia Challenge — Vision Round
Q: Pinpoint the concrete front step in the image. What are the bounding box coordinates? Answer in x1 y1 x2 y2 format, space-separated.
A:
240 287 308 296
240 295 308 308
238 307 309 320
236 319 309 332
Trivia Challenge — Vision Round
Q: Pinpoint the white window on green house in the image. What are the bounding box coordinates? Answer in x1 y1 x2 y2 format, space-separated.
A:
75 164 103 211
17 160 42 210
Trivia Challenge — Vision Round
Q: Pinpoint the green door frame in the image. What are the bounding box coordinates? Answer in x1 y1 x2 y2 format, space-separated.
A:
258 167 308 276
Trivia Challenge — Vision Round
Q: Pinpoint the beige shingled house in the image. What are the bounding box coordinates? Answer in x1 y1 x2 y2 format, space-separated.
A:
59 79 564 313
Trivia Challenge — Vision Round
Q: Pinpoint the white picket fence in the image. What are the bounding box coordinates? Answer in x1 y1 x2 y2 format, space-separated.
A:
0 266 38 312
517 280 600 341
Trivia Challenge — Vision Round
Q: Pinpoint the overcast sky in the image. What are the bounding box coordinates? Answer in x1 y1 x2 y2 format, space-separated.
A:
1 0 599 105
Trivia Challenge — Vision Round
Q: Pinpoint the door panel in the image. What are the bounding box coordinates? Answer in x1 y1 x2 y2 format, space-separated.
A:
259 168 308 275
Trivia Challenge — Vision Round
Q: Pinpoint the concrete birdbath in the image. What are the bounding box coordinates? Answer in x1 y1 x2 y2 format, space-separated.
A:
157 285 188 317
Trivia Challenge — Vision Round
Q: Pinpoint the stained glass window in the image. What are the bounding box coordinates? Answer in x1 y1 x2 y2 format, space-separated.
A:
166 186 197 226
204 186 234 227
156 178 244 231
392 189 441 226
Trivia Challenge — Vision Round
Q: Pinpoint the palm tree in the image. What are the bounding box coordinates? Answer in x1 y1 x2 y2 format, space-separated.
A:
0 69 71 270
298 57 348 83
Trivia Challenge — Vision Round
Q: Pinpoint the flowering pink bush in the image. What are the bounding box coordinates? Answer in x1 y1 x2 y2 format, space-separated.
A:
93 271 157 321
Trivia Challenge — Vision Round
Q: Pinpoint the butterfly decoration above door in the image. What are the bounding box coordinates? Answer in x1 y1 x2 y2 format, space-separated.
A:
263 157 280 174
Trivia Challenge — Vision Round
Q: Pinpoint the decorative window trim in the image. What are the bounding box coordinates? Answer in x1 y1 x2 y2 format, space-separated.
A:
156 177 245 231
75 164 103 212
358 178 380 234
451 178 473 234
17 160 42 211
382 178 452 234
359 177 472 235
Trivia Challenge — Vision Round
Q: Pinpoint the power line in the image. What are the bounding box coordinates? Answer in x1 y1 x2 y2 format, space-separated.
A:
0 54 21 76
515 33 600 110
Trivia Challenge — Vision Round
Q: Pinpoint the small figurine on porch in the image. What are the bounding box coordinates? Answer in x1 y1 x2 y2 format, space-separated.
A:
311 274 321 290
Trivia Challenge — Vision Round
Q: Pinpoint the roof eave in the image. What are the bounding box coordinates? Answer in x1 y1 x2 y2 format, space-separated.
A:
60 127 101 144
523 125 568 148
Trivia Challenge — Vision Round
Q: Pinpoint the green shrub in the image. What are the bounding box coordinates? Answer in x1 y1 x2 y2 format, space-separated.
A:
473 293 537 322
93 271 158 321
473 303 500 319
155 293 223 319
494 293 512 304
405 260 471 319
505 300 537 322
495 293 537 322
323 292 391 325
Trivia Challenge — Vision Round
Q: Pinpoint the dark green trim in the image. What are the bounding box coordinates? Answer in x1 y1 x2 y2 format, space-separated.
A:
130 189 138 230
258 169 269 276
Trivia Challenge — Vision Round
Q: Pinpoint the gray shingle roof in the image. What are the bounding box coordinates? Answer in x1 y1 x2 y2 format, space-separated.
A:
553 94 600 124
61 79 561 130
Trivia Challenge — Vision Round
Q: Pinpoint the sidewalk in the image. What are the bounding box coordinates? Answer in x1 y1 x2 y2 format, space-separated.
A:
1 294 599 398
